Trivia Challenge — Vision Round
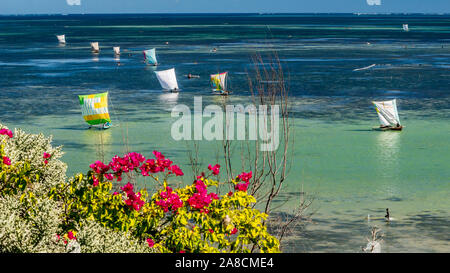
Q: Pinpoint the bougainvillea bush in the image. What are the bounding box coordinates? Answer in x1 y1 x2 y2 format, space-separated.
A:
0 124 280 253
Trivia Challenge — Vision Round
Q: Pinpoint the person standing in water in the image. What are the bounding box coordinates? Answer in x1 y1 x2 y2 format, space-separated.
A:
385 208 390 221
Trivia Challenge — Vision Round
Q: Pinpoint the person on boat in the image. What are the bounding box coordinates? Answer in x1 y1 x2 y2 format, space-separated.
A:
211 48 217 52
396 123 400 128
187 73 199 79
385 208 390 221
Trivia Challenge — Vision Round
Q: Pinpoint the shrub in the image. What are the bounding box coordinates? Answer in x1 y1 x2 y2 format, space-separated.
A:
0 124 280 253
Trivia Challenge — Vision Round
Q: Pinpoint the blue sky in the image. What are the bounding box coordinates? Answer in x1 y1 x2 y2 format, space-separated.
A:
1 0 449 15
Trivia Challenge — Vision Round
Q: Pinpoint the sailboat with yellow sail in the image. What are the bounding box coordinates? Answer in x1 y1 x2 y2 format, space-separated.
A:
210 72 230 95
78 92 112 129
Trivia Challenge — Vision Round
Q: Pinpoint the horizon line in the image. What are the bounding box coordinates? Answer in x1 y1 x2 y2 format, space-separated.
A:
1 12 450 16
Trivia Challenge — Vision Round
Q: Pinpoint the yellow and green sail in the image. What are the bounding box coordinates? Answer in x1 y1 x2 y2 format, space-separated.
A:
210 72 227 91
78 92 111 126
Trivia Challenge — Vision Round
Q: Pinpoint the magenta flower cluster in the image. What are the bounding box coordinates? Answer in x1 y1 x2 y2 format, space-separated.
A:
207 164 220 175
155 186 183 212
1 129 13 166
120 182 145 211
187 178 219 213
235 171 252 192
0 128 13 138
89 151 184 184
140 151 183 177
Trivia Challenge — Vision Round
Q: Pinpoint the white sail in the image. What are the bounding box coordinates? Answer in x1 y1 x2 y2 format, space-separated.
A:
372 99 401 126
56 34 66 44
113 47 120 55
403 24 409 31
155 68 179 91
91 42 100 52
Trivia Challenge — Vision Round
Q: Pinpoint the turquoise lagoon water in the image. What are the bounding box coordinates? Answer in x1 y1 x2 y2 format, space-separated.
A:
0 14 449 252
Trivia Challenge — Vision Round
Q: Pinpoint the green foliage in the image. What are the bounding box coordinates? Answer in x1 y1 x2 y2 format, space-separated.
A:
50 175 280 253
0 124 280 253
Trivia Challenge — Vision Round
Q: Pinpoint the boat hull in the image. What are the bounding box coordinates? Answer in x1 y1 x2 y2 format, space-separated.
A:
212 89 230 96
372 126 403 131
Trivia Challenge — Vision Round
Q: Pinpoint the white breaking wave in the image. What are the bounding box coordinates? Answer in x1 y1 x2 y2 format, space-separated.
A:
353 64 376 71
366 0 381 6
66 0 81 6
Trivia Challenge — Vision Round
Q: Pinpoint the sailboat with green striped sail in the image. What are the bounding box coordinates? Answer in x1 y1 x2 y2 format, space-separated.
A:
78 92 112 129
210 72 230 96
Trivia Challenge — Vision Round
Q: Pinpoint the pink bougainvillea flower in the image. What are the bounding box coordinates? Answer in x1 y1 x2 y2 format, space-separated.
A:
124 190 145 211
108 152 145 178
187 179 218 212
67 231 76 240
120 182 145 211
2 156 11 166
92 175 99 187
153 150 165 160
208 229 214 234
147 238 155 247
104 173 114 181
230 228 238 235
0 128 13 138
208 164 221 175
168 164 184 176
228 191 233 197
44 160 48 165
90 160 110 174
156 186 183 212
179 250 186 253
237 171 252 183
120 182 134 193
209 192 219 200
235 182 249 192
43 152 52 159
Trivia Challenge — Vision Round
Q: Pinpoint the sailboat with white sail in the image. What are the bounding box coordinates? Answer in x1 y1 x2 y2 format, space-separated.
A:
155 68 179 92
91 42 100 53
144 48 158 66
56 34 66 44
372 99 403 131
210 72 230 95
113 47 120 55
402 24 409 32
